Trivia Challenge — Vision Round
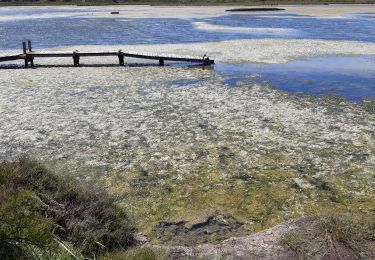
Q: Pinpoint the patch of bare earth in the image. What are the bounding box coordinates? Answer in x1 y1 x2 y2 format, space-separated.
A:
152 217 306 259
152 215 374 260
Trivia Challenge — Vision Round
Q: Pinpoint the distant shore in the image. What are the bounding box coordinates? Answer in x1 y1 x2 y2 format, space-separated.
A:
0 1 374 7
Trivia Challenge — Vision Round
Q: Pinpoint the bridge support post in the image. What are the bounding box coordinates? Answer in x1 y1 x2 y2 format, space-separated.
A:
118 51 125 66
73 52 80 67
22 41 27 55
159 59 164 66
27 40 32 52
22 41 29 68
29 56 34 67
202 54 211 66
25 55 34 68
22 40 35 68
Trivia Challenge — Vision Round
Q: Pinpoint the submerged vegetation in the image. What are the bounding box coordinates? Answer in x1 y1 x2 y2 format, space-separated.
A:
2 157 373 259
0 64 374 246
0 157 135 259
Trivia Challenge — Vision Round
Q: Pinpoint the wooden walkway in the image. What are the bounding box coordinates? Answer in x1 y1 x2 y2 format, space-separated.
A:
0 54 23 62
0 40 214 68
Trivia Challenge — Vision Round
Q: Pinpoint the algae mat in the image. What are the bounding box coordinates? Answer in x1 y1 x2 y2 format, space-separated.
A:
0 63 374 244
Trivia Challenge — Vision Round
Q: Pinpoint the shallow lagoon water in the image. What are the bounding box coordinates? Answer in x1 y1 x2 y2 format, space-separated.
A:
1 7 374 100
0 65 374 238
0 9 375 49
217 55 375 101
203 12 375 42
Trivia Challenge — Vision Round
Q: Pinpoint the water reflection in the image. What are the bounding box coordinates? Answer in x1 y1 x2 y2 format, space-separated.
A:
216 55 375 101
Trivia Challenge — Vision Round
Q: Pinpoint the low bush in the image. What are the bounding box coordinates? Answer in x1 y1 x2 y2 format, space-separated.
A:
0 157 136 258
317 213 375 244
0 190 56 259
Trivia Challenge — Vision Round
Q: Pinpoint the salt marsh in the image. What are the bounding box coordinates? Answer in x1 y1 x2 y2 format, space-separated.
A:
0 4 375 243
0 61 374 238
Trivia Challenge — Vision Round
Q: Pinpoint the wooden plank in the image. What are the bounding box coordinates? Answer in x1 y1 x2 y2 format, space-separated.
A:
27 52 213 63
1 41 214 67
28 52 214 65
30 52 123 57
123 53 212 63
1 53 214 65
29 53 74 58
0 41 214 67
0 55 23 62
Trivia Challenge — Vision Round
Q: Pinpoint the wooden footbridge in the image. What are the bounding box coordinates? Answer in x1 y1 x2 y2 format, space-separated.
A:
0 40 214 68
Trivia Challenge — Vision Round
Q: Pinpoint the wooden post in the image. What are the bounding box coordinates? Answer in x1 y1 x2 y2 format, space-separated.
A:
73 52 80 67
159 59 164 66
24 55 34 68
22 41 28 68
22 41 27 54
26 41 34 68
202 55 211 66
27 40 32 52
29 56 34 67
118 51 125 66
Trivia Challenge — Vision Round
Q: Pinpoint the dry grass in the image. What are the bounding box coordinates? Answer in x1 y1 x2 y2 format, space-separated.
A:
281 232 312 259
281 213 375 259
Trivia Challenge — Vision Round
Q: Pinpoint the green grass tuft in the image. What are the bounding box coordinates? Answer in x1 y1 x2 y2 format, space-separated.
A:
317 213 375 244
281 232 312 260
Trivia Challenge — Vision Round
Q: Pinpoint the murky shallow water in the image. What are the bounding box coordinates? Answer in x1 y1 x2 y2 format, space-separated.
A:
0 65 374 237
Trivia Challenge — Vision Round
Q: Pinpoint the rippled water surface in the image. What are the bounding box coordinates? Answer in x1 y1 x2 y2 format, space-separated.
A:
0 8 375 49
0 7 374 99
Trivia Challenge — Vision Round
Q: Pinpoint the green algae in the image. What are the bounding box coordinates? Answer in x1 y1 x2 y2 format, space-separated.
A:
55 81 375 244
104 159 374 245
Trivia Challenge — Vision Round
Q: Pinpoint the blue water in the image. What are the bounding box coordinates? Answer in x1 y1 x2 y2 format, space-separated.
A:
0 9 374 50
216 56 375 101
203 13 375 42
0 7 374 100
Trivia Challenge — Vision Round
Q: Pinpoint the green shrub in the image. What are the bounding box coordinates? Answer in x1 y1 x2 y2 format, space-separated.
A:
0 157 136 258
0 190 56 260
